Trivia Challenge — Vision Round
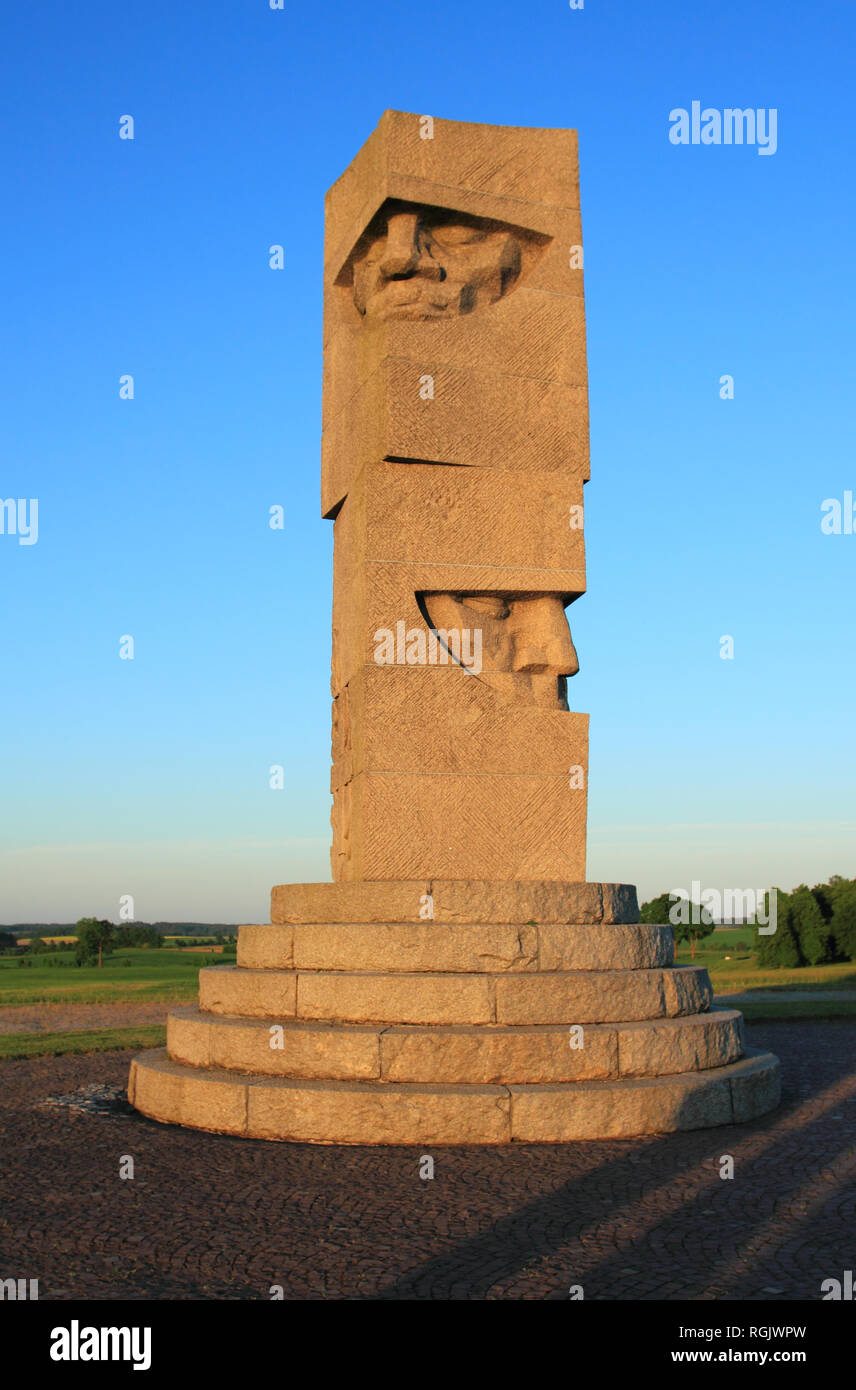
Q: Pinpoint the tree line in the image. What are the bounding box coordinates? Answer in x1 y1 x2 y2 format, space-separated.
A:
640 875 856 967
0 919 237 965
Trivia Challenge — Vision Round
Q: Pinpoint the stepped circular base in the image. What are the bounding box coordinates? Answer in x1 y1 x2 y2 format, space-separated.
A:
129 1046 781 1144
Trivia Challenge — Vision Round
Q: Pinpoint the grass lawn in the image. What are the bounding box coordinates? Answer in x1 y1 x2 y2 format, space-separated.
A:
0 1024 166 1062
0 946 234 1006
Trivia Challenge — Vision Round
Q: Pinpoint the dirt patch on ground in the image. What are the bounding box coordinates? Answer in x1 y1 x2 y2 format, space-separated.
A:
0 1001 169 1035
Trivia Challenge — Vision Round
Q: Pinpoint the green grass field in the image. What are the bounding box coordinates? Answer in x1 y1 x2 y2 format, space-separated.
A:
0 946 233 1006
0 945 228 1060
0 1024 166 1061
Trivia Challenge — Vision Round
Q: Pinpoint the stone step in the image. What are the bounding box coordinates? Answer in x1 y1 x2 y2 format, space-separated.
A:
237 921 673 974
129 1046 780 1143
271 880 638 926
199 963 711 1025
167 1005 744 1085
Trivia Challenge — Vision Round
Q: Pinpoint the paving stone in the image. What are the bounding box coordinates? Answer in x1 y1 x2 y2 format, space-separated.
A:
3 1018 833 1306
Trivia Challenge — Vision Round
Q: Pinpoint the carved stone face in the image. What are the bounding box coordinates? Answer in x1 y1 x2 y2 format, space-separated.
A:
346 201 541 322
420 593 579 710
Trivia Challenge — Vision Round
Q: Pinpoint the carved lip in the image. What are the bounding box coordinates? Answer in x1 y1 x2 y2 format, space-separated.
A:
378 301 448 316
368 289 453 319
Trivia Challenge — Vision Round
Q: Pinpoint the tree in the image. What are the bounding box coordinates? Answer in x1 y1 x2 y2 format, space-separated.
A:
74 918 116 968
639 893 673 925
115 924 161 950
756 893 802 968
756 890 787 966
790 885 832 965
773 912 802 967
639 891 716 958
831 886 856 961
0 930 18 953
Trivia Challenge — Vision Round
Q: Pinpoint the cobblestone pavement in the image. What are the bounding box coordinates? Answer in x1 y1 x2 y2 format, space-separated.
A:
0 1022 853 1301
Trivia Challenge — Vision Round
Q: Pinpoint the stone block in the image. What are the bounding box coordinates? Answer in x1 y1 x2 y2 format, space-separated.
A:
296 970 494 1025
537 923 673 972
270 879 639 925
616 1008 744 1078
343 770 587 882
198 966 296 1020
495 968 670 1025
381 1022 617 1084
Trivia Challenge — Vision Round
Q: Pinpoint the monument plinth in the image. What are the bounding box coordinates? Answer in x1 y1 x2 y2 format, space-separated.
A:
129 112 780 1142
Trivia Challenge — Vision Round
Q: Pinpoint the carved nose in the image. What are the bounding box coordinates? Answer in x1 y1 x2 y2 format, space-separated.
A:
379 212 444 281
378 213 420 278
511 598 579 676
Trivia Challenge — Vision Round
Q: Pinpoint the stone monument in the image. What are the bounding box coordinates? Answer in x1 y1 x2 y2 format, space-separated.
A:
129 112 780 1142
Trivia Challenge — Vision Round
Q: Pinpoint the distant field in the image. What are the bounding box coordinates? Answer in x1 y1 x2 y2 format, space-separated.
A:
0 946 233 1006
16 935 78 945
678 927 856 996
13 934 231 947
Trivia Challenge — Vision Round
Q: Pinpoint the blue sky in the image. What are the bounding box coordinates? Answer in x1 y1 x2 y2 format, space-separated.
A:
1 0 853 922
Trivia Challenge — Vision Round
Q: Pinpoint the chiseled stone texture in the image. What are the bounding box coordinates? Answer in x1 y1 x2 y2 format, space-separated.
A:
536 923 673 972
238 921 672 974
325 362 589 483
346 461 586 575
129 1054 247 1136
731 1046 782 1122
165 1006 744 1087
167 1007 382 1082
270 880 638 926
246 1077 512 1145
166 1009 211 1069
237 924 294 970
322 113 586 518
128 1046 780 1143
662 964 713 1016
194 963 709 1027
616 1008 744 1078
323 115 593 882
508 1069 734 1142
198 966 296 1019
342 771 588 883
296 922 539 974
380 1022 617 1085
494 966 711 1026
297 970 494 1026
507 1050 780 1142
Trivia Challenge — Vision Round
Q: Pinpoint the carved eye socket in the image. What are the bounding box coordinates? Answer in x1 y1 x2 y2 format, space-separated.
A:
430 224 488 248
459 595 510 619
